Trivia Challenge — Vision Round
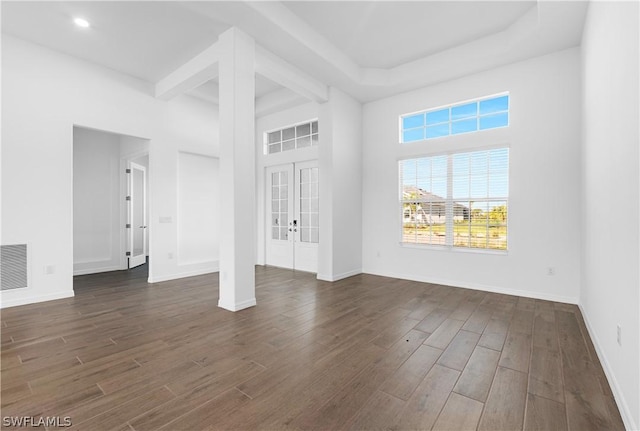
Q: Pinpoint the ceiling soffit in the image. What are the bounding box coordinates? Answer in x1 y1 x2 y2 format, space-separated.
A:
175 1 586 103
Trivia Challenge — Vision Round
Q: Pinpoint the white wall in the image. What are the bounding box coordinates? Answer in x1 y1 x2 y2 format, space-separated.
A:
1 35 219 307
73 127 122 275
255 102 320 265
177 152 220 271
254 94 363 282
581 2 640 428
362 48 582 303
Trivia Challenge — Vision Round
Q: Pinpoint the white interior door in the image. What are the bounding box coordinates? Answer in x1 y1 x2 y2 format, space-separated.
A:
265 161 319 272
128 162 147 268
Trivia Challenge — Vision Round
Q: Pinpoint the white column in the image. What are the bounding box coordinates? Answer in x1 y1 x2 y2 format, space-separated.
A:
218 28 256 311
317 87 363 282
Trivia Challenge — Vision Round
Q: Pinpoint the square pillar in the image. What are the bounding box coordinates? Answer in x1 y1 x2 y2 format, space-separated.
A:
218 28 256 311
317 87 363 282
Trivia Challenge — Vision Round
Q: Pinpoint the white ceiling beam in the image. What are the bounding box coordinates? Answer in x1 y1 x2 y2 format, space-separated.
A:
246 1 362 84
155 42 220 101
255 45 328 103
155 35 327 104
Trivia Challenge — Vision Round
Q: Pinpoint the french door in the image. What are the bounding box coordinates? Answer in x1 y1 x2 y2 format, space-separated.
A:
266 161 319 272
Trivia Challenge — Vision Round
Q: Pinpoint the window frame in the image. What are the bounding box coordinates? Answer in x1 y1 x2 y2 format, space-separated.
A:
398 144 510 254
399 92 510 144
264 119 319 155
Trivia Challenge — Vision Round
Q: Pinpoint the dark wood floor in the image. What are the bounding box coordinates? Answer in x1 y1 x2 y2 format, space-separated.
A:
1 266 625 430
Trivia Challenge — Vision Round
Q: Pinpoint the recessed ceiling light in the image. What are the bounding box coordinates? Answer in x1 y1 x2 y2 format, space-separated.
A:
73 17 90 28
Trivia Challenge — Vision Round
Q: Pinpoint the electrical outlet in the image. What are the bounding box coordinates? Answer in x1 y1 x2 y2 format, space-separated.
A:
617 325 622 346
44 265 55 275
547 267 556 276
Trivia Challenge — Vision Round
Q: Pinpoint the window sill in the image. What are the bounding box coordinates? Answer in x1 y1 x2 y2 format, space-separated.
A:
398 242 508 256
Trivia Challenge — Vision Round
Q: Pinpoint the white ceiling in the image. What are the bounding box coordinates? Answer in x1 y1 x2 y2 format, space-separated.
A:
1 1 588 105
282 1 536 69
1 1 228 82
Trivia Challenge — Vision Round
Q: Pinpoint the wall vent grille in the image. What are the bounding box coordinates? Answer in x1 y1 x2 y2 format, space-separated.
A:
1 244 28 290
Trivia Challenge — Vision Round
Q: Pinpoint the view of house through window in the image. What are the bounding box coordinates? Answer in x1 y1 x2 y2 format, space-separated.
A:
400 147 509 250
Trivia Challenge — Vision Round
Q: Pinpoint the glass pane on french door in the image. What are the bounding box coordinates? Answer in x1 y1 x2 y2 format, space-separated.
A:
299 167 319 243
271 171 289 241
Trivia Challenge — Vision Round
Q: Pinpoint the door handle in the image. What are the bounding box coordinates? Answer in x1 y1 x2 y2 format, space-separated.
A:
139 226 147 228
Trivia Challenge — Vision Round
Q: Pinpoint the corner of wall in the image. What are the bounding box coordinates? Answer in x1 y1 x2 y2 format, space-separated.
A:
578 303 638 431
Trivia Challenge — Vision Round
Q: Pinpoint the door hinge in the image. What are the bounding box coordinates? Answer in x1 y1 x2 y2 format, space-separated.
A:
126 196 131 201
126 224 131 228
126 168 131 174
126 252 131 256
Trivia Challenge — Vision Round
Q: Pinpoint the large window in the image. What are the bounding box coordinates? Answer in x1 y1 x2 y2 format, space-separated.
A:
401 94 509 143
265 120 318 154
400 147 509 251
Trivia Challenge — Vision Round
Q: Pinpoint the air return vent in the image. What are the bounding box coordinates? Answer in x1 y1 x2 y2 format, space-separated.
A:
1 244 28 290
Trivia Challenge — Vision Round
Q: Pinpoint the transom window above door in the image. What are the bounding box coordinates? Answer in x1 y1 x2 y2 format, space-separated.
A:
265 120 319 155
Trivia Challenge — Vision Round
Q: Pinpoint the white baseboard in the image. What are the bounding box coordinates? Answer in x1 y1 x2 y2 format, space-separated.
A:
317 268 362 282
148 261 219 283
73 265 124 276
218 297 257 312
73 257 124 276
362 269 579 305
578 304 637 431
0 290 75 309
148 268 217 283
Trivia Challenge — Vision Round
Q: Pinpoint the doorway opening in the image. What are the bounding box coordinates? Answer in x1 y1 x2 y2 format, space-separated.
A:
72 126 150 283
265 161 319 273
127 160 147 269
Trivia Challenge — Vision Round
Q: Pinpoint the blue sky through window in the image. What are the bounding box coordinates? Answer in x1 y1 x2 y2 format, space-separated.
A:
452 119 477 135
401 148 508 210
479 95 509 114
403 128 424 142
451 103 477 120
426 109 449 125
401 94 509 143
480 113 508 130
403 113 424 129
426 123 449 139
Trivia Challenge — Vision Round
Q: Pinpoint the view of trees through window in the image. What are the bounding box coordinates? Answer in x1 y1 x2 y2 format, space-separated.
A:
400 148 509 250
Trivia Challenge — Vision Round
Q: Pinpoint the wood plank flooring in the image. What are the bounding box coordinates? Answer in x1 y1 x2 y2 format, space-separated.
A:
0 266 625 430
